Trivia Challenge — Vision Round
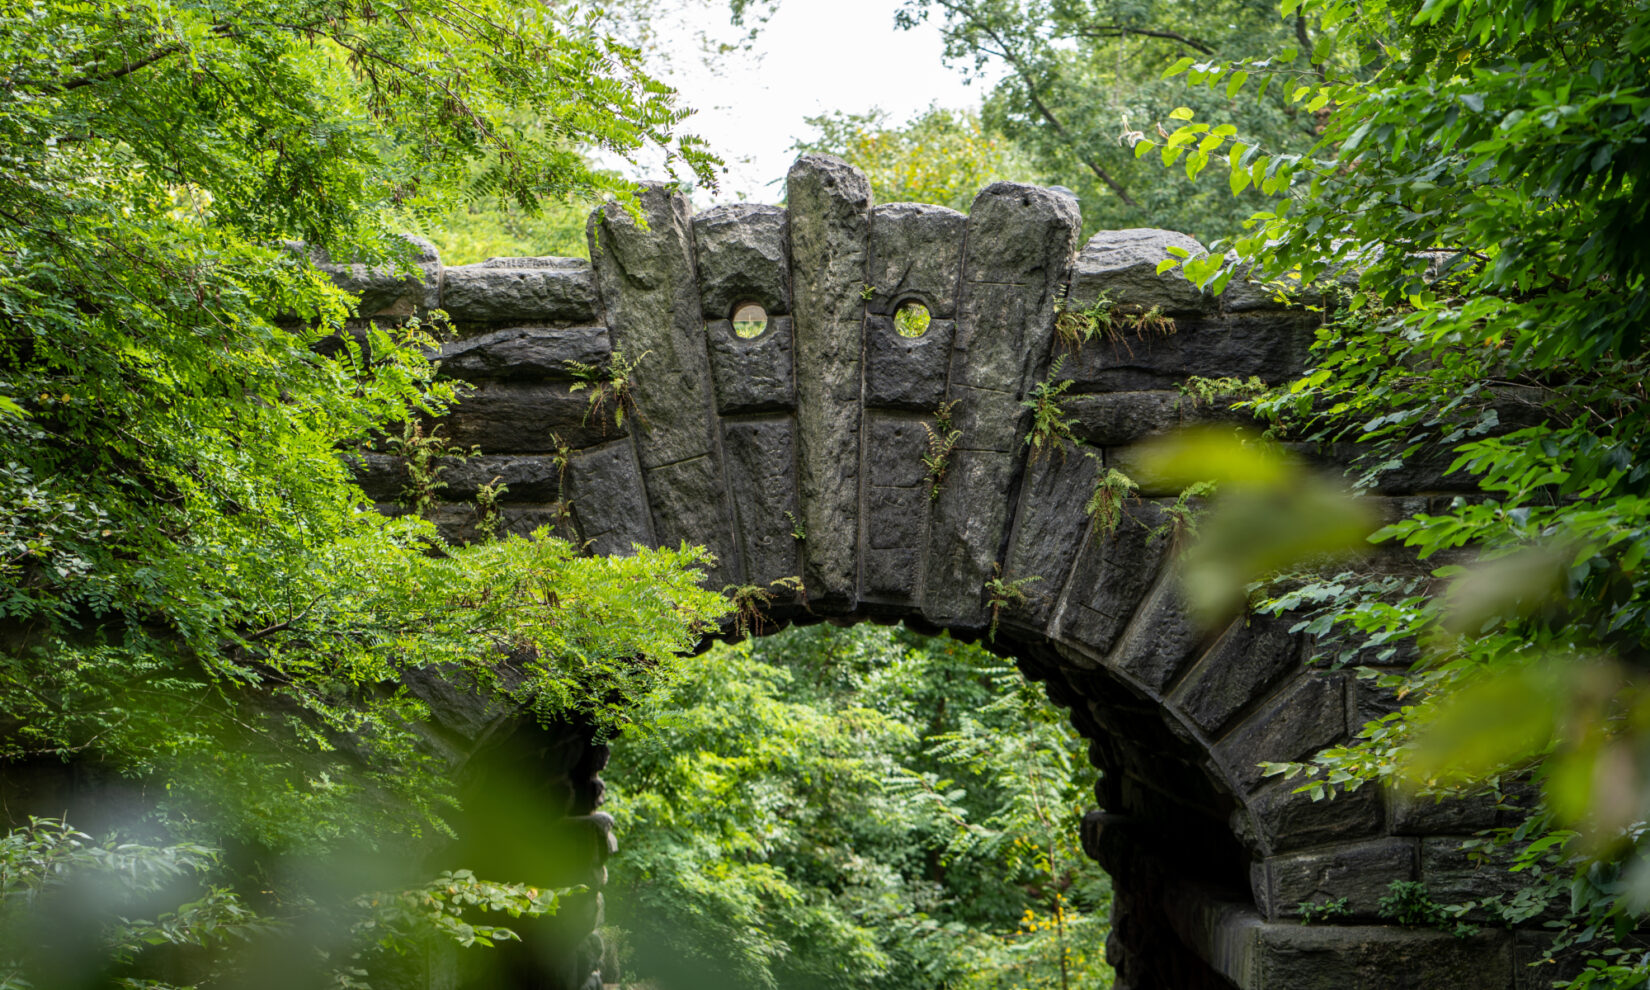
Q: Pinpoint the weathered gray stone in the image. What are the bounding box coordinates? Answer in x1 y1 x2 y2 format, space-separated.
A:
1054 500 1171 656
312 234 442 317
643 454 740 587
1213 673 1348 793
477 256 588 270
706 316 795 414
787 154 872 609
1420 837 1530 915
442 259 598 324
722 419 802 589
437 327 611 382
437 454 565 503
1001 451 1100 627
866 202 966 318
864 315 954 410
1240 778 1389 855
1105 575 1208 695
1246 923 1514 989
924 183 1080 624
1066 390 1257 447
865 415 930 490
1252 838 1418 921
1170 616 1302 736
587 184 719 471
349 451 407 502
562 440 653 556
1060 311 1318 393
693 203 791 319
1067 228 1209 315
439 382 621 453
924 448 1018 626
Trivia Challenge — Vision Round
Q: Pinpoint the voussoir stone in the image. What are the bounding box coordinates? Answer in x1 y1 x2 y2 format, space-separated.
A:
866 202 966 318
693 203 791 319
1068 228 1209 315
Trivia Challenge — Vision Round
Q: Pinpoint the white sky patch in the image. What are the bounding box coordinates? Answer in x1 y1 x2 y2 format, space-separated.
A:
611 0 1006 206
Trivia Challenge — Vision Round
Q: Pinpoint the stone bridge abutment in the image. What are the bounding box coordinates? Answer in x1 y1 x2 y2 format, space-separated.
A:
348 154 1549 990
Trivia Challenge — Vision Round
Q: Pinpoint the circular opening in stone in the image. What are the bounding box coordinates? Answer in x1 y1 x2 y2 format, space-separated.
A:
894 300 932 338
731 302 769 339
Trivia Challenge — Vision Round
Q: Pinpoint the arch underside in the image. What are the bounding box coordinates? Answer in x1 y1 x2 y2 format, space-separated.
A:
352 155 1545 989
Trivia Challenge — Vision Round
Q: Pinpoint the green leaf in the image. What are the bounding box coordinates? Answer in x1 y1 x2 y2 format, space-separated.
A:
1169 106 1196 120
1163 56 1197 79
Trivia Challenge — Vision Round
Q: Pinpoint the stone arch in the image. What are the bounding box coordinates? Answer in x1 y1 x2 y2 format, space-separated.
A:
348 154 1539 990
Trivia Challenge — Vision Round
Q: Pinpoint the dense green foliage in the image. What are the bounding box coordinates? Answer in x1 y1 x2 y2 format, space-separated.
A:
792 106 1041 213
1132 0 1650 980
0 1 724 983
605 624 1112 990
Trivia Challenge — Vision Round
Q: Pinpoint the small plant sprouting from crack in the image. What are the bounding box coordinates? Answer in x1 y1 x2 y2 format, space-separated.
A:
985 565 1041 642
566 348 651 433
922 400 962 501
1296 898 1352 925
1054 290 1177 355
785 510 806 542
1085 462 1139 539
860 282 876 301
386 421 473 518
723 576 805 637
549 432 573 484
1152 480 1219 546
1022 356 1079 462
474 476 508 541
1179 374 1267 409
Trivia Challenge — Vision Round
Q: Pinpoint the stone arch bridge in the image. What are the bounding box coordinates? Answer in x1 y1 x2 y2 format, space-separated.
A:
348 155 1547 990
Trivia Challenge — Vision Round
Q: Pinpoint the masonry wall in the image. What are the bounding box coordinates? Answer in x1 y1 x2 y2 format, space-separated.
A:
343 154 1565 990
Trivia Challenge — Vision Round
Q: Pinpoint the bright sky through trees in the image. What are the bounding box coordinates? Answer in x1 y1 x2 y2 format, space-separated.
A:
623 0 1003 202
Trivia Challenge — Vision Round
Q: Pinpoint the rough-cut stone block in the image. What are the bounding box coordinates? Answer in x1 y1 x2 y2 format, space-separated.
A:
693 203 791 319
923 448 1017 626
706 316 795 414
866 415 930 490
1055 501 1171 657
1252 839 1418 921
442 260 598 325
1002 451 1100 627
1213 673 1348 793
312 234 441 317
643 454 739 588
349 452 407 502
1389 786 1525 835
562 440 653 556
1245 924 1515 989
1105 575 1208 695
1060 312 1317 393
424 502 573 546
436 454 564 503
437 327 611 382
440 382 620 453
946 383 1025 454
864 315 953 410
1420 837 1529 913
1169 616 1302 736
864 547 921 599
588 185 720 472
867 486 926 550
1240 778 1388 855
866 202 966 318
787 154 872 610
722 419 802 588
1067 228 1208 315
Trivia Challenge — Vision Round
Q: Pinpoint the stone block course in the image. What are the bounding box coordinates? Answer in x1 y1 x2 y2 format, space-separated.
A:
442 259 598 325
1067 228 1209 315
437 326 611 382
1251 838 1418 921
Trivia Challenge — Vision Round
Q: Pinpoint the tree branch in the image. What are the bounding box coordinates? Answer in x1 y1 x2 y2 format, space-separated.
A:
58 43 186 92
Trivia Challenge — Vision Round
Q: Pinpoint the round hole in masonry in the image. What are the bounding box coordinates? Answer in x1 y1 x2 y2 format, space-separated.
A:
894 300 932 338
731 302 769 339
